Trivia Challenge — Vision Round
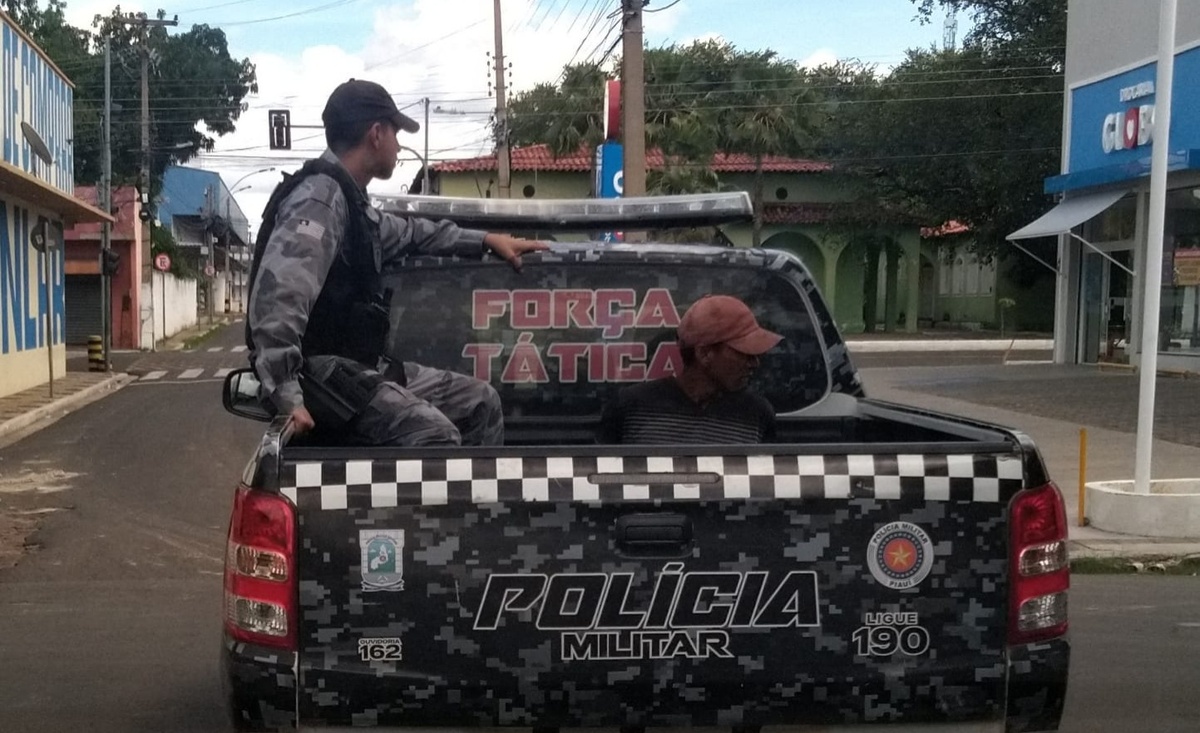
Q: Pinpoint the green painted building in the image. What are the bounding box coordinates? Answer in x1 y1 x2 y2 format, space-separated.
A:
426 144 1050 334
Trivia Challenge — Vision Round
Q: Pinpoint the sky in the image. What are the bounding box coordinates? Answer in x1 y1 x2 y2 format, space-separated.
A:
61 0 957 233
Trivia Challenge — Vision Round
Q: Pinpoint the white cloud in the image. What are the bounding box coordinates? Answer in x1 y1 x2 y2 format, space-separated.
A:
64 1 145 31
193 0 623 231
642 1 687 40
799 48 839 69
676 31 724 48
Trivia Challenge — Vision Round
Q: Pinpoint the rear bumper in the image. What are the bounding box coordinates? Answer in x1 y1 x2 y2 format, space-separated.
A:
300 727 1004 733
1005 637 1071 732
223 637 1067 733
222 635 296 730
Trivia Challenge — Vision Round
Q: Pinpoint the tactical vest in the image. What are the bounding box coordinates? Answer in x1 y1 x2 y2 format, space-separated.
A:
245 159 389 367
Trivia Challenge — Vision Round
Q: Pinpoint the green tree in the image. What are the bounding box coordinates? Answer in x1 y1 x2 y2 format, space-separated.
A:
823 21 1064 261
912 0 1067 67
508 63 607 156
2 1 256 197
507 40 820 240
642 41 816 245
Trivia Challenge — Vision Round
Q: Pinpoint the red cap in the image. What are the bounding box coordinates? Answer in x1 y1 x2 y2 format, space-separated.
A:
677 295 783 355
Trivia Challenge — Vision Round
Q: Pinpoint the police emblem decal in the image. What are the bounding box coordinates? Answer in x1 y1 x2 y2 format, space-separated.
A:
866 522 934 590
360 530 405 592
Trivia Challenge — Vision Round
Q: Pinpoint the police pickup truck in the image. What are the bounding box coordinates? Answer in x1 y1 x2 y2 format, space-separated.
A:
221 193 1069 732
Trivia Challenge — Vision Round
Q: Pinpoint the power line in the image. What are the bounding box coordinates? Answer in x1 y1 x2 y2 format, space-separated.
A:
460 88 1067 122
363 18 488 71
213 0 369 26
529 0 560 33
173 0 263 12
645 0 682 12
560 0 614 75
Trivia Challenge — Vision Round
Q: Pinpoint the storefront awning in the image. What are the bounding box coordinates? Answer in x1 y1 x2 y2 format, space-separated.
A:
1007 188 1128 241
0 160 113 224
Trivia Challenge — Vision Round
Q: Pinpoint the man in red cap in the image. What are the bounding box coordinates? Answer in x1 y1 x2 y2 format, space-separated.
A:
598 294 782 444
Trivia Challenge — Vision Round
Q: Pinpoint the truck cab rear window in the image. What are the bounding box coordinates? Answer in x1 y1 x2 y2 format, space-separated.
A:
384 257 830 418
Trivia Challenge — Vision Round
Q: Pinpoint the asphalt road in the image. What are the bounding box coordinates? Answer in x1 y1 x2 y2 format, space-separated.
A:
0 323 1197 732
0 323 261 731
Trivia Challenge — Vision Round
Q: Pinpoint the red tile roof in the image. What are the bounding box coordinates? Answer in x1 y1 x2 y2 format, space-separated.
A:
920 220 971 238
432 144 831 174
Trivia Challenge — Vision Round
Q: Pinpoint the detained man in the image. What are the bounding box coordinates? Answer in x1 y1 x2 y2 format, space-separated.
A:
598 294 782 444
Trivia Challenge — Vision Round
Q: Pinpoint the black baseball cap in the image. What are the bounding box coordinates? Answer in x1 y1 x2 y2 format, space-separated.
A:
322 78 420 134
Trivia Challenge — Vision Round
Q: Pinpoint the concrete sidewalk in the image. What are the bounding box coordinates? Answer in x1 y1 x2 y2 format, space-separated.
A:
0 372 133 448
4 316 242 446
861 364 1200 560
847 338 1053 352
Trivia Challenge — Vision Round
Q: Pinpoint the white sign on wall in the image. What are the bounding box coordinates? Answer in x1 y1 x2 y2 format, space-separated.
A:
1101 105 1154 154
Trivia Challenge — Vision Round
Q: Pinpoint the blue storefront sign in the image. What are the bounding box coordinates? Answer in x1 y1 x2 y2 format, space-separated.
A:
1048 45 1200 193
594 142 624 242
595 142 624 198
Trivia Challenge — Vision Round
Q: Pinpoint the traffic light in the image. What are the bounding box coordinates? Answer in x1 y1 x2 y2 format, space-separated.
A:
101 248 120 276
137 180 151 221
268 109 292 150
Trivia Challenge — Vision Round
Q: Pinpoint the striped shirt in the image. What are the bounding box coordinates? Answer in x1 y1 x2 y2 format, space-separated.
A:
598 378 776 445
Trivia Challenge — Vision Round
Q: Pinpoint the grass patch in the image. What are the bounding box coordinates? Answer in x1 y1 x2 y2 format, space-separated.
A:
1071 556 1200 575
180 323 228 350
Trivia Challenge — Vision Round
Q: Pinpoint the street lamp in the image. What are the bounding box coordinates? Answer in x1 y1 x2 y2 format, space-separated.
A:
229 166 277 192
127 141 197 154
223 167 275 316
397 145 430 194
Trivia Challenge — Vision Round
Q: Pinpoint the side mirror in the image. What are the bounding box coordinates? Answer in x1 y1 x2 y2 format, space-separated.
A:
222 367 273 422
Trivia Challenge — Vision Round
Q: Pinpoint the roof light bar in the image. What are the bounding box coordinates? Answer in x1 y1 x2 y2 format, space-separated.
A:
376 192 754 231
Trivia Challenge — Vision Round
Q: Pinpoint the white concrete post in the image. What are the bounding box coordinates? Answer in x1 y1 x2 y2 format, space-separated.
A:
1135 0 1178 494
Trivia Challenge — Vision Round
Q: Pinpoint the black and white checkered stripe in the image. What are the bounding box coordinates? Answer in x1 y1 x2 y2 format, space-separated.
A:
279 453 1024 510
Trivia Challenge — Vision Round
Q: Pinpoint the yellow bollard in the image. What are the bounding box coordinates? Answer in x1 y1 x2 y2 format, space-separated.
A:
1078 427 1088 527
87 335 104 372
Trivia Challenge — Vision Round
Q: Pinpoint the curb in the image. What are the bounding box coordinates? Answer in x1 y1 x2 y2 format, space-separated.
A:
845 339 1054 353
0 374 136 443
162 317 240 352
1068 540 1200 560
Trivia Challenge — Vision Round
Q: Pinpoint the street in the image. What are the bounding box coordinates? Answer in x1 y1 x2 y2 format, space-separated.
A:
0 323 1197 731
0 324 261 731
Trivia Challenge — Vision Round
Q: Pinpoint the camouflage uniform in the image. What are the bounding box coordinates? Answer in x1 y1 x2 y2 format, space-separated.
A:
248 149 504 447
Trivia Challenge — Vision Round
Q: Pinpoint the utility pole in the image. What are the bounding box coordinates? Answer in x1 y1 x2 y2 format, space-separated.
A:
621 0 647 240
492 0 511 198
205 185 214 325
423 97 431 195
101 35 113 369
132 11 177 349
136 11 178 248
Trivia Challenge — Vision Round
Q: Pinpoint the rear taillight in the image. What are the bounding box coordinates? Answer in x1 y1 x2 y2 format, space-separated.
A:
224 486 297 650
1008 482 1070 645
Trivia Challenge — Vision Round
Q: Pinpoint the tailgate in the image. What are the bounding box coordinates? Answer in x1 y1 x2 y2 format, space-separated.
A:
283 449 1024 728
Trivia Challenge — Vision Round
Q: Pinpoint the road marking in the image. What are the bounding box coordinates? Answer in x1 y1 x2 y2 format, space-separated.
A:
214 368 233 379
129 378 223 387
179 368 204 379
207 347 224 353
141 370 167 381
231 345 248 353
0 469 82 495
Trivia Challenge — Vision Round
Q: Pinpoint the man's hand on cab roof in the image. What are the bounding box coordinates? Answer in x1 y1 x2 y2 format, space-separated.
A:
483 233 550 272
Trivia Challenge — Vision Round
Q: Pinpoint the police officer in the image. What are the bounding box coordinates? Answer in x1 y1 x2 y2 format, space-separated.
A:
246 78 546 446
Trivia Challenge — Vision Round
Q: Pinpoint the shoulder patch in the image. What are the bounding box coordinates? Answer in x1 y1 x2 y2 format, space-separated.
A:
296 219 326 239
